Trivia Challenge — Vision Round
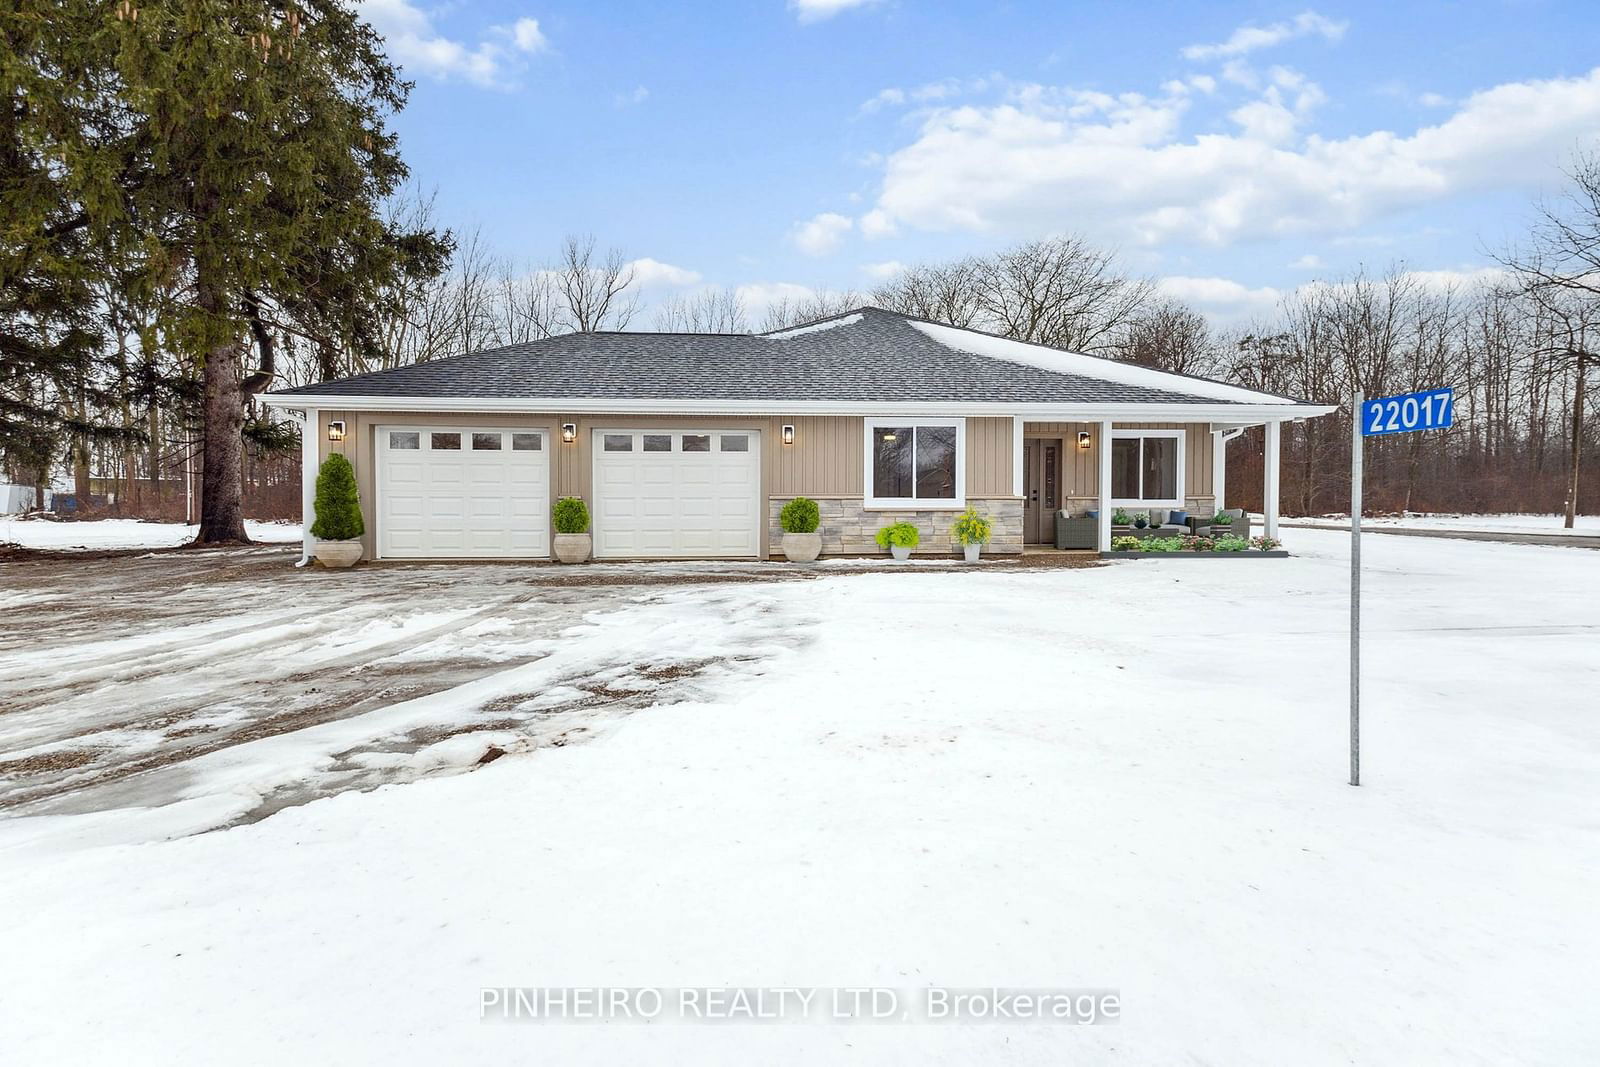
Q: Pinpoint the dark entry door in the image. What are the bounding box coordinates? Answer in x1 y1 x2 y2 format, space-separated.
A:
1023 440 1061 543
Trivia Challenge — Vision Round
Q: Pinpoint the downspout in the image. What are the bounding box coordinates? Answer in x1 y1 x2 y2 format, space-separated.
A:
1212 426 1245 510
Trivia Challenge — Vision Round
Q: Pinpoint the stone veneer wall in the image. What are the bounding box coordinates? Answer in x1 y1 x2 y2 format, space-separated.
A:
769 496 1024 556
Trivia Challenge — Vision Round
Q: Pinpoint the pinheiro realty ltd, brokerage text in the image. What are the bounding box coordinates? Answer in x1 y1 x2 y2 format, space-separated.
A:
480 987 1120 1025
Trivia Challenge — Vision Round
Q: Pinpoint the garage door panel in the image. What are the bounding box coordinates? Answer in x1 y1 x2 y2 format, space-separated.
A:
593 429 760 559
378 425 549 559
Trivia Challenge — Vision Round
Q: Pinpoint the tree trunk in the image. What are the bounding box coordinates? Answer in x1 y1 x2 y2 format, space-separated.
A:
1567 352 1586 530
195 280 251 544
147 400 162 509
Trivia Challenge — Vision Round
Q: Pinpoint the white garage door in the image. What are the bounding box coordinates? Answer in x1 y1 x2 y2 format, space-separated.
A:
376 426 550 559
592 429 762 558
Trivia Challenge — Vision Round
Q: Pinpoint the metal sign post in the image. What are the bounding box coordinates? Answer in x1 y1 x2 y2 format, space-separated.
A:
1350 386 1453 787
1350 391 1362 787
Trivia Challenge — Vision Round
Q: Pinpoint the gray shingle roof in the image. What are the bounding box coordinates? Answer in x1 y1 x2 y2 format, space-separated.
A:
270 307 1294 406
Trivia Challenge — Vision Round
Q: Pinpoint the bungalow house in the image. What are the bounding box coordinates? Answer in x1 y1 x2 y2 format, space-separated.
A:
263 307 1334 562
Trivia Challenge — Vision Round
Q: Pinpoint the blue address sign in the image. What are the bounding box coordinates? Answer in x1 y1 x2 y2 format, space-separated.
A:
1362 388 1453 437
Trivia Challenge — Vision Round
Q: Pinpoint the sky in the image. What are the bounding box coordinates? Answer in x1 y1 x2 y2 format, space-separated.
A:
356 0 1600 326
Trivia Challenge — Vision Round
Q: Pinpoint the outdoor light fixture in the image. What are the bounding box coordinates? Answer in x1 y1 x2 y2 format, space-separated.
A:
1078 430 1092 449
328 420 346 442
782 424 795 445
561 423 577 444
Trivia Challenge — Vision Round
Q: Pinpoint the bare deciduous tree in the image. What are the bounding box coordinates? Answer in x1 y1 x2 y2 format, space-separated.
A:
758 289 865 332
552 235 639 333
654 288 750 333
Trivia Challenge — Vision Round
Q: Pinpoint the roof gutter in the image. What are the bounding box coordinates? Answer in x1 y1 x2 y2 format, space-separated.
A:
260 394 1337 423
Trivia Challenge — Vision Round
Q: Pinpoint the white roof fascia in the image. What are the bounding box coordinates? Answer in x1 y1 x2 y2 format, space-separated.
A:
260 393 1333 423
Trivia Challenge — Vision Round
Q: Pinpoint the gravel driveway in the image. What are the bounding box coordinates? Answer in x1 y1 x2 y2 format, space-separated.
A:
1 545 1096 832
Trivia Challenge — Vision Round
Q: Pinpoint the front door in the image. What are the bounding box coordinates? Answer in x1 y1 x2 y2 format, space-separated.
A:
1023 439 1061 544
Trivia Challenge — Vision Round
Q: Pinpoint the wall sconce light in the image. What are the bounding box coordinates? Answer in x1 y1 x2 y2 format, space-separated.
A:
561 423 577 444
1077 430 1092 450
328 420 346 442
782 424 795 446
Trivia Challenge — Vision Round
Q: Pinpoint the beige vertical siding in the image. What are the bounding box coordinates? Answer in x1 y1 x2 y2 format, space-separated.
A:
769 416 864 496
1026 420 1215 502
964 416 1015 497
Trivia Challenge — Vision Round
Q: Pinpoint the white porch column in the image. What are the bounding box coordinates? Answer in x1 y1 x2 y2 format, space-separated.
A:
1097 419 1113 552
1011 415 1024 497
1263 419 1280 539
300 407 318 566
1212 429 1227 511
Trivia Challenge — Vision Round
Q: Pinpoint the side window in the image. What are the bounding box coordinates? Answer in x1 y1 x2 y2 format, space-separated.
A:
471 432 502 450
719 434 749 452
511 433 541 451
603 434 633 452
681 434 711 452
643 435 672 452
430 432 461 451
388 431 420 450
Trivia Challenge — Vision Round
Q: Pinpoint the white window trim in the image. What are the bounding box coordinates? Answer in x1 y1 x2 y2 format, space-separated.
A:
863 417 966 510
1109 428 1185 508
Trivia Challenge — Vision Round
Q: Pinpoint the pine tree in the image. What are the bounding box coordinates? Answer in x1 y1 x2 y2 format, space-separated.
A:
100 0 443 542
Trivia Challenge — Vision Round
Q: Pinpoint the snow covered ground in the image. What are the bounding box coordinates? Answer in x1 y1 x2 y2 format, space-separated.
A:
1293 512 1600 536
2 530 1597 1064
0 517 301 550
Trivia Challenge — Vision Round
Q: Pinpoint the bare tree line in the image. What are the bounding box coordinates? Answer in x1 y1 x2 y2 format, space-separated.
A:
21 157 1596 525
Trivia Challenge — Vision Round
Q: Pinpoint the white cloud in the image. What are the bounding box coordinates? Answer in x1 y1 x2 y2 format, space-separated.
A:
511 17 546 53
1158 276 1283 322
627 258 702 288
861 260 906 279
614 85 650 107
734 281 818 322
790 212 853 256
1161 267 1514 326
357 2 550 89
1290 254 1323 269
1418 91 1451 108
858 66 1600 247
790 0 881 23
860 77 995 114
1182 11 1348 61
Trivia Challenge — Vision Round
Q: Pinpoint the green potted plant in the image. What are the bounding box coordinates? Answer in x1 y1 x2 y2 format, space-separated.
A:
310 453 365 568
779 496 822 562
951 507 992 563
875 521 920 561
1132 511 1150 530
1111 507 1133 529
552 497 591 563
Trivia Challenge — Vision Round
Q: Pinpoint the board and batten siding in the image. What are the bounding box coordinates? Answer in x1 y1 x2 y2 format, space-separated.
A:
1025 421 1214 503
964 416 1015 498
312 410 1021 559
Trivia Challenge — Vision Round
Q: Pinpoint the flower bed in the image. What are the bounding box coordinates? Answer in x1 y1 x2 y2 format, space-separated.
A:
1102 534 1287 559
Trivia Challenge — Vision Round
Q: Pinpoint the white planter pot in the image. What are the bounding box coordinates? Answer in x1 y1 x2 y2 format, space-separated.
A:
889 544 912 561
782 531 822 563
553 533 591 564
962 543 981 563
316 539 364 568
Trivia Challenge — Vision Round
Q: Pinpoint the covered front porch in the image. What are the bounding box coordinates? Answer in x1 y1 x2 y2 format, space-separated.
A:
1015 418 1283 552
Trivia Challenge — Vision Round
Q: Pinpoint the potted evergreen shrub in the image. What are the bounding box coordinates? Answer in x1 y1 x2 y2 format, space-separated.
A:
552 497 591 563
951 506 991 563
875 521 920 561
310 453 365 568
779 496 822 562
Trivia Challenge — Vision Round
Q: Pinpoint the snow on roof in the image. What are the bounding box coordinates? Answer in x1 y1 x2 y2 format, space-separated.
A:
907 319 1297 405
763 313 863 340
